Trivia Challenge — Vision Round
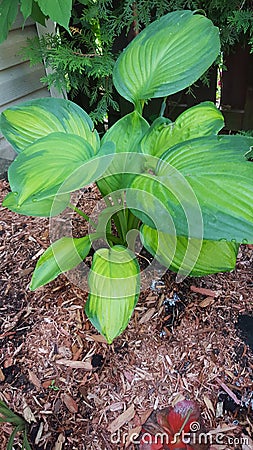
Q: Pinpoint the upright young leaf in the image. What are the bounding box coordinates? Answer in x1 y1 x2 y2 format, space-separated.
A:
0 98 99 153
0 0 19 43
102 111 149 153
113 11 220 106
85 246 140 343
141 102 224 158
141 224 239 277
97 112 149 195
30 236 92 290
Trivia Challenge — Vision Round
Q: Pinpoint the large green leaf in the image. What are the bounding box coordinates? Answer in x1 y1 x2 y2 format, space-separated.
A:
85 246 140 343
7 133 114 208
97 112 149 196
141 102 224 158
0 98 99 153
30 236 92 290
141 224 239 277
2 191 70 217
129 135 253 243
0 0 19 43
113 11 220 106
36 0 72 30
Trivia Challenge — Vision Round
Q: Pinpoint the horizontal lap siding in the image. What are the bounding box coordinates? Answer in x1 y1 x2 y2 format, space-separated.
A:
0 62 48 106
0 11 51 166
0 26 39 70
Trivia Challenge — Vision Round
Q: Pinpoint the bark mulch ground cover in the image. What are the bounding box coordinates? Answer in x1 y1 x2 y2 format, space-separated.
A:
0 178 253 450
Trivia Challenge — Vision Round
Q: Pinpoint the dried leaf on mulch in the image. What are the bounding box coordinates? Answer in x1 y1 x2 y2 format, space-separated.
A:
61 393 78 413
55 359 93 370
53 433 65 450
23 400 37 423
199 297 215 308
108 404 135 433
28 369 42 390
203 395 215 416
190 286 219 297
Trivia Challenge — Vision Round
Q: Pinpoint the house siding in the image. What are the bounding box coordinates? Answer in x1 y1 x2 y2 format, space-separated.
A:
0 11 62 171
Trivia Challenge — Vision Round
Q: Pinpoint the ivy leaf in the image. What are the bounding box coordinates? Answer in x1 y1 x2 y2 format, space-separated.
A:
20 0 33 22
21 0 46 25
30 236 92 290
35 0 72 30
31 1 46 25
0 0 19 43
85 246 140 343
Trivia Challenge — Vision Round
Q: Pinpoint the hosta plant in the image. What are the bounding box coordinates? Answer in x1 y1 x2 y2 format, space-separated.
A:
1 10 253 343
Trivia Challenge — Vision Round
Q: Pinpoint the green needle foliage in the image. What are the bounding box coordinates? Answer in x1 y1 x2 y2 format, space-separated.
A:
0 400 32 450
17 0 253 122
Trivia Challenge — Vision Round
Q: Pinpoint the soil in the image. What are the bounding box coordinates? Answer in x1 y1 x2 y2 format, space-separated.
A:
0 178 253 450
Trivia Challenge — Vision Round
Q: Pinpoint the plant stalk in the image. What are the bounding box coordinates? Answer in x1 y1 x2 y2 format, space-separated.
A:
68 203 97 229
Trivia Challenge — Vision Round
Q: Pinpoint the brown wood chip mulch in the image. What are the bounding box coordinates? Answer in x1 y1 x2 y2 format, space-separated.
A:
0 179 253 450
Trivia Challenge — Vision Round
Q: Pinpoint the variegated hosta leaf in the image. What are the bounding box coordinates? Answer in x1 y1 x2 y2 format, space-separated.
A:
0 97 100 153
2 191 70 217
113 10 220 106
141 102 224 158
141 224 239 277
6 133 114 210
127 158 201 236
97 111 149 196
129 135 253 243
85 246 140 343
30 236 92 290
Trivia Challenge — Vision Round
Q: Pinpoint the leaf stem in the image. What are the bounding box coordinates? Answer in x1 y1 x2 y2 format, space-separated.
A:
89 230 122 246
135 100 145 115
105 233 122 245
115 209 128 244
68 203 97 229
160 97 167 116
127 210 140 231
